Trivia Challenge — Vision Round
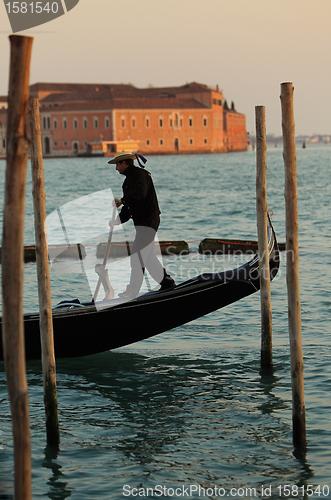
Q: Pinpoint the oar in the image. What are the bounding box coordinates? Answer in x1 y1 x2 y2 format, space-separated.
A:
93 206 117 303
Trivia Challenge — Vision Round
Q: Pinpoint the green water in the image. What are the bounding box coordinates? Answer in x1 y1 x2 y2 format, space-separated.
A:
0 146 330 499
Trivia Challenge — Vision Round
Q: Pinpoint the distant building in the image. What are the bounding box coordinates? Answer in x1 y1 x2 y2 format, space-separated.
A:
0 96 7 109
0 82 247 157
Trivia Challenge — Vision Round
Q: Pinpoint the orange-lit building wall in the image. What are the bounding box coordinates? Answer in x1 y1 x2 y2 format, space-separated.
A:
112 108 217 155
223 112 247 152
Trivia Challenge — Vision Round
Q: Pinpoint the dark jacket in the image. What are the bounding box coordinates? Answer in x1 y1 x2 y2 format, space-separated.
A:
119 165 161 231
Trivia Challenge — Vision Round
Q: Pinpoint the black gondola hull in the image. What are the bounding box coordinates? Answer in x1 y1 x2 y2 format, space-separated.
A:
0 219 280 361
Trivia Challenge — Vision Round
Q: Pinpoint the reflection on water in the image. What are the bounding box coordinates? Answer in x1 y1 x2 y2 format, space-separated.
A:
0 329 327 498
0 148 330 498
2 348 314 499
42 444 73 499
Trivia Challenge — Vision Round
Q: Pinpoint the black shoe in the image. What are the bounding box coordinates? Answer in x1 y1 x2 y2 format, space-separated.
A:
159 276 175 291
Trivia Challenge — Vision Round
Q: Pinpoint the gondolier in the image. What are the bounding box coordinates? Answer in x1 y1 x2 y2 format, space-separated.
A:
108 151 175 299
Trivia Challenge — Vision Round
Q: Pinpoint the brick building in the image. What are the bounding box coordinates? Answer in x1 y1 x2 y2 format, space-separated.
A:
0 82 247 157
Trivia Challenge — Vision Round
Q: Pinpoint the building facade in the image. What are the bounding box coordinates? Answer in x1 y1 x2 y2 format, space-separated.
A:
0 82 247 157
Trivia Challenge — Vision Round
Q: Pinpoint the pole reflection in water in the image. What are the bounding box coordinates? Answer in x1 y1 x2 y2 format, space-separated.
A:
42 444 73 499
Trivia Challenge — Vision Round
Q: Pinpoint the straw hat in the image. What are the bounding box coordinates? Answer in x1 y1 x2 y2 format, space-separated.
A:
108 151 136 164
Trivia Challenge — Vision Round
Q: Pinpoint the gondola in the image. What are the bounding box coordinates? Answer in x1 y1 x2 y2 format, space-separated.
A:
0 216 279 361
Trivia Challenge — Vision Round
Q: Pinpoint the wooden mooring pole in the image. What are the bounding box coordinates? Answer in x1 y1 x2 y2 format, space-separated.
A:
255 106 273 368
280 82 306 448
29 97 60 446
1 35 33 500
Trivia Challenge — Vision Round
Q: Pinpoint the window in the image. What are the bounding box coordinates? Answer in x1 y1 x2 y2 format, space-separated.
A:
54 141 58 147
94 117 99 129
73 118 78 129
53 118 57 130
189 138 194 145
105 116 110 129
189 117 193 127
63 118 67 130
204 138 208 144
218 99 222 106
159 118 163 127
43 116 51 129
203 117 207 127
146 139 150 146
83 117 88 129
159 139 164 145
2 139 5 148
63 141 67 147
120 115 126 128
132 117 136 128
145 116 150 128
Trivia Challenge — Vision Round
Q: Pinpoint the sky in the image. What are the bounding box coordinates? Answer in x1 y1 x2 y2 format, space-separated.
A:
1 0 331 137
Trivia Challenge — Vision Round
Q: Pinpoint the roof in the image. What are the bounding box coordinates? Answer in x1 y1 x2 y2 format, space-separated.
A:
31 81 211 93
40 90 137 103
35 81 215 103
39 96 210 112
36 82 215 114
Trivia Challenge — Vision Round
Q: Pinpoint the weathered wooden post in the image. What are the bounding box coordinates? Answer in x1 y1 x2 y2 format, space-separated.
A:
280 82 306 447
1 34 33 500
255 105 273 367
29 97 60 446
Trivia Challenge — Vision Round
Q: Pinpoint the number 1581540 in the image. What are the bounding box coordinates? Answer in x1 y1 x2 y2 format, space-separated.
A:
5 2 60 14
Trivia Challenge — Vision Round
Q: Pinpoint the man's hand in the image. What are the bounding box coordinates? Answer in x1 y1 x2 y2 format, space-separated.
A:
113 198 122 208
108 217 121 227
